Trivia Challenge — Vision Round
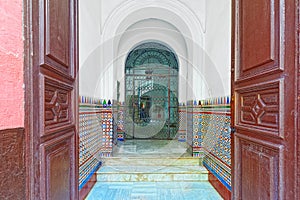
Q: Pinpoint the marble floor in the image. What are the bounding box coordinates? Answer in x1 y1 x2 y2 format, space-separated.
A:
113 139 191 157
85 140 223 200
86 182 223 200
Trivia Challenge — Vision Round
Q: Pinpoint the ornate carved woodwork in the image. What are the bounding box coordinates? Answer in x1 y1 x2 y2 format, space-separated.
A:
237 135 282 200
40 0 76 79
236 80 283 137
42 76 73 135
25 0 78 199
40 131 76 200
237 0 283 81
232 0 298 199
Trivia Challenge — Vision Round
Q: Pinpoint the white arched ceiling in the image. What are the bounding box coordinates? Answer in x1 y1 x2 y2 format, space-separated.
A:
102 0 204 44
79 0 231 101
99 0 205 101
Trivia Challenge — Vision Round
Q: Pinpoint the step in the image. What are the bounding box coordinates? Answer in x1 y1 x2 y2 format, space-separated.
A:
96 165 208 182
102 157 202 166
85 182 223 200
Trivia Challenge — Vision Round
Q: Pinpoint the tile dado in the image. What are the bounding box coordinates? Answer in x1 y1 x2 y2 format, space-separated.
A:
187 98 232 193
79 97 115 194
178 106 187 142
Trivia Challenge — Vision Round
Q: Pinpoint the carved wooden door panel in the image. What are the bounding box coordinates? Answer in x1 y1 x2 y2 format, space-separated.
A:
232 0 297 199
26 0 78 199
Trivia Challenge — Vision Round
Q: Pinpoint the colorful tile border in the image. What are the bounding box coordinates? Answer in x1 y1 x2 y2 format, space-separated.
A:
79 103 102 189
79 95 113 107
78 95 231 194
187 96 231 192
117 106 125 141
178 106 187 142
79 97 115 192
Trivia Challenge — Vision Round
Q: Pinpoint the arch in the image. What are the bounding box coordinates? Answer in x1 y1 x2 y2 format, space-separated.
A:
100 0 205 101
102 0 204 45
115 18 190 102
125 42 179 71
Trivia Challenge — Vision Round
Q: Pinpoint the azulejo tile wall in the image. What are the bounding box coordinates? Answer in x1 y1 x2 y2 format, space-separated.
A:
79 96 114 190
186 100 194 150
178 106 187 142
189 96 232 191
117 105 125 141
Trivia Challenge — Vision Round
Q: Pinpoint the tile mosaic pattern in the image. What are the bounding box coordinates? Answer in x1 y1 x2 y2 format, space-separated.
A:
186 100 194 149
79 103 103 189
100 110 114 157
188 97 231 191
178 106 187 142
79 96 115 190
117 106 125 141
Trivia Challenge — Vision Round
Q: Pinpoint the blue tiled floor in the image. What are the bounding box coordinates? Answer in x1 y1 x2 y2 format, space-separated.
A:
85 182 223 200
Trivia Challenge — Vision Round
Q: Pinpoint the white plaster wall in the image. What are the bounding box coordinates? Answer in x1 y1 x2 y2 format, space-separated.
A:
100 0 206 34
79 0 231 101
203 0 231 98
102 1 205 101
79 0 102 98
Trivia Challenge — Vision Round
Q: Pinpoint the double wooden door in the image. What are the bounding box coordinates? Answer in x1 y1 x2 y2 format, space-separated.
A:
25 0 299 199
232 0 299 199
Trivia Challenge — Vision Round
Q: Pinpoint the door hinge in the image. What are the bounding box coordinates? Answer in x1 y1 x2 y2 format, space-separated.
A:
230 126 236 133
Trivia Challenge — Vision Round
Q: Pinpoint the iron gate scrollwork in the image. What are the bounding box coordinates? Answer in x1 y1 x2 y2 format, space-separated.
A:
124 42 179 139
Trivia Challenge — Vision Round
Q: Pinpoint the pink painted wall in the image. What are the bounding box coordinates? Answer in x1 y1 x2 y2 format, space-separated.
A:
0 0 24 129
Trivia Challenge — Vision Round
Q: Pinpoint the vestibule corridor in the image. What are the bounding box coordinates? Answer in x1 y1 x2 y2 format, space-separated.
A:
78 0 231 199
85 140 222 200
79 93 231 199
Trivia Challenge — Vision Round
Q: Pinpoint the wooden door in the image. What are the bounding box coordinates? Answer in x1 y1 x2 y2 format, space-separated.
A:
25 0 78 199
232 0 298 199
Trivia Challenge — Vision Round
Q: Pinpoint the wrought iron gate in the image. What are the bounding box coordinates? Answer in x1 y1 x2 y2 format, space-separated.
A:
124 42 179 139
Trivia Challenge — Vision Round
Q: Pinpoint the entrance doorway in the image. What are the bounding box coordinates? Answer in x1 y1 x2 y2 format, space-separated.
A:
124 42 179 139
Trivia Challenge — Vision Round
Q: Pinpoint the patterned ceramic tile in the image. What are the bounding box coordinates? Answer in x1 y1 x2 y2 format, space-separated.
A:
178 106 187 142
79 99 114 190
79 103 103 189
188 96 231 191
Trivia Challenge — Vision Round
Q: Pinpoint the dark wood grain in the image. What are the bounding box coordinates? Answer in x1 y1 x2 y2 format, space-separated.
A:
297 1 300 199
24 0 79 199
238 0 281 81
232 0 298 199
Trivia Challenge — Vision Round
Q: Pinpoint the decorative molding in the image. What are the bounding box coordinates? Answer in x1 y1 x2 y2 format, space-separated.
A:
39 131 75 200
236 135 283 200
41 76 74 136
236 79 284 138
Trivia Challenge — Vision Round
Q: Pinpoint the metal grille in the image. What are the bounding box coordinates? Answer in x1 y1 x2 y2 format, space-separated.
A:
124 42 179 139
